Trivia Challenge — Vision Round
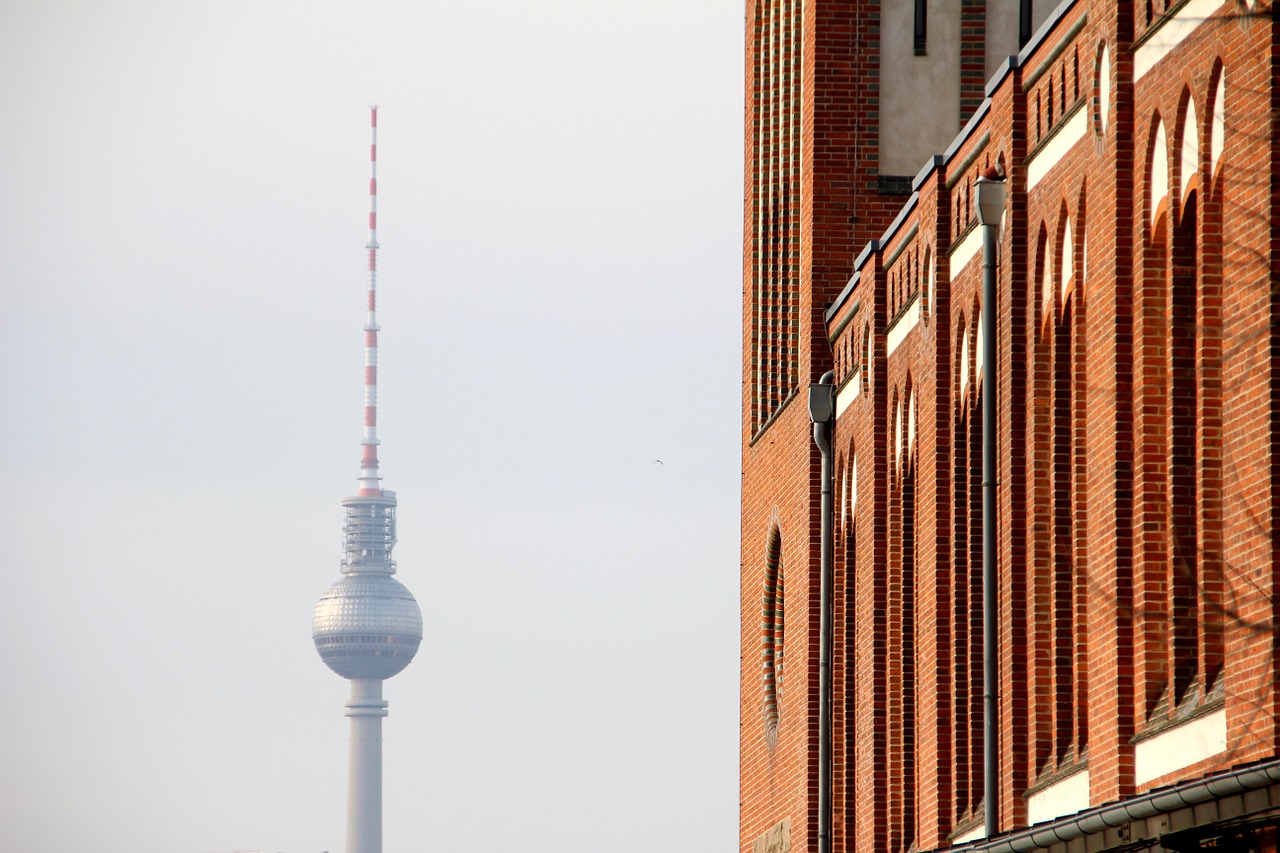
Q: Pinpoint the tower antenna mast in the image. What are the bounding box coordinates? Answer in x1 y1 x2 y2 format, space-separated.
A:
359 104 382 497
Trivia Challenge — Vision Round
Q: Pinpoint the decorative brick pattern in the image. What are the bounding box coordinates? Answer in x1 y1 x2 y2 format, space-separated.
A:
750 0 803 435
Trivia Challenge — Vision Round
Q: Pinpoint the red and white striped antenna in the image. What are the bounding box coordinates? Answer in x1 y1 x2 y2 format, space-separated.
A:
358 105 382 496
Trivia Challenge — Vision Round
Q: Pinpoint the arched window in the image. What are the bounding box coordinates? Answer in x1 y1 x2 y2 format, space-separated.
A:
762 524 785 748
1179 97 1200 204
922 247 933 323
1209 71 1225 179
1150 119 1169 226
1169 91 1200 705
1052 204 1087 762
1095 43 1111 136
974 306 985 392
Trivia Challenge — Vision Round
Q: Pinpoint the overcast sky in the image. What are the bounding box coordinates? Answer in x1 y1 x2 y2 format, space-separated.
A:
0 2 743 851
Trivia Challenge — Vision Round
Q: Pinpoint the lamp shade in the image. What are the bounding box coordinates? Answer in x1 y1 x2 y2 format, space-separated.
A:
809 381 835 423
975 175 1007 227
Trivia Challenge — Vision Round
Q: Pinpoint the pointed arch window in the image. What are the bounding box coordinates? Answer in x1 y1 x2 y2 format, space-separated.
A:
951 310 985 827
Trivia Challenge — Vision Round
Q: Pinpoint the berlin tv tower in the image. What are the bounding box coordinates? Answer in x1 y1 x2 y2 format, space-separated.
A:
312 106 422 853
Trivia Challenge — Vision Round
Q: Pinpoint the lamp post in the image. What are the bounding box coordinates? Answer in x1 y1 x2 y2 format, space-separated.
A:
809 370 836 853
975 170 1007 837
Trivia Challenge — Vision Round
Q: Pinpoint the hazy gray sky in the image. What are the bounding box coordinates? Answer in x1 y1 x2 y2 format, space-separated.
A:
0 2 743 851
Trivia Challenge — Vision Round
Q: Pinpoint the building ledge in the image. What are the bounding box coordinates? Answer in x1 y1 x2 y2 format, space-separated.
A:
937 758 1280 853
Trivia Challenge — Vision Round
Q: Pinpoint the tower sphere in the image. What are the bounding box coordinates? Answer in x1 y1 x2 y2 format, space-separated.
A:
312 573 423 680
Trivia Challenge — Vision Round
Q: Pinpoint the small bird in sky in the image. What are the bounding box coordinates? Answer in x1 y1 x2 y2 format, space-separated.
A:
653 459 664 465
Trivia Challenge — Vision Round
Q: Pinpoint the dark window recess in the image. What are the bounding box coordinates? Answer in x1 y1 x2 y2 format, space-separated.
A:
914 0 928 54
879 175 914 196
1019 0 1033 47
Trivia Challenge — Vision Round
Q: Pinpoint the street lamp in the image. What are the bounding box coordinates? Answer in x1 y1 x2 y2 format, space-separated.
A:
975 168 1006 837
976 172 1008 229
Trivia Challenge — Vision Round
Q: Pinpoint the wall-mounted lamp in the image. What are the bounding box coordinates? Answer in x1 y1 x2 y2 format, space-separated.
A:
808 380 835 424
975 172 1007 228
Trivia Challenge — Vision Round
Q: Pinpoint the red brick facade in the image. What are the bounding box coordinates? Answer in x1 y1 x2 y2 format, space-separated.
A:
741 5 1280 853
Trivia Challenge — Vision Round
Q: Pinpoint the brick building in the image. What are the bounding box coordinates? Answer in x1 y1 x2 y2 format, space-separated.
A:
740 5 1280 853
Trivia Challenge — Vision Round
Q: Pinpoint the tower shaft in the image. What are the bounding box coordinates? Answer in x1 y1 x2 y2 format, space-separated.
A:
346 678 388 853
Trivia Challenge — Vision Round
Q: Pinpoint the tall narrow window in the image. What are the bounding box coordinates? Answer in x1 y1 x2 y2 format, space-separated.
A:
1019 0 1034 47
914 0 928 54
953 315 973 824
1071 200 1090 756
1141 208 1170 720
1202 70 1227 691
968 338 986 811
842 450 858 814
953 314 986 828
1031 228 1054 774
1170 191 1198 704
1138 118 1172 722
1054 268 1074 762
889 388 917 853
901 437 917 852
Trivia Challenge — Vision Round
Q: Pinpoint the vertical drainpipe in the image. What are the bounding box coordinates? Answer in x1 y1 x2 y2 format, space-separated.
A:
975 171 1007 837
809 370 837 853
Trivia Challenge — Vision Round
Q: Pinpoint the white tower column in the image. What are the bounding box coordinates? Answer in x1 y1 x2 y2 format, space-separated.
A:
345 678 389 853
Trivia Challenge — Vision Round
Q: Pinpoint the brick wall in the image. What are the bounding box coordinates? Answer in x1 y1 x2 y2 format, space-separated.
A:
741 3 1280 853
